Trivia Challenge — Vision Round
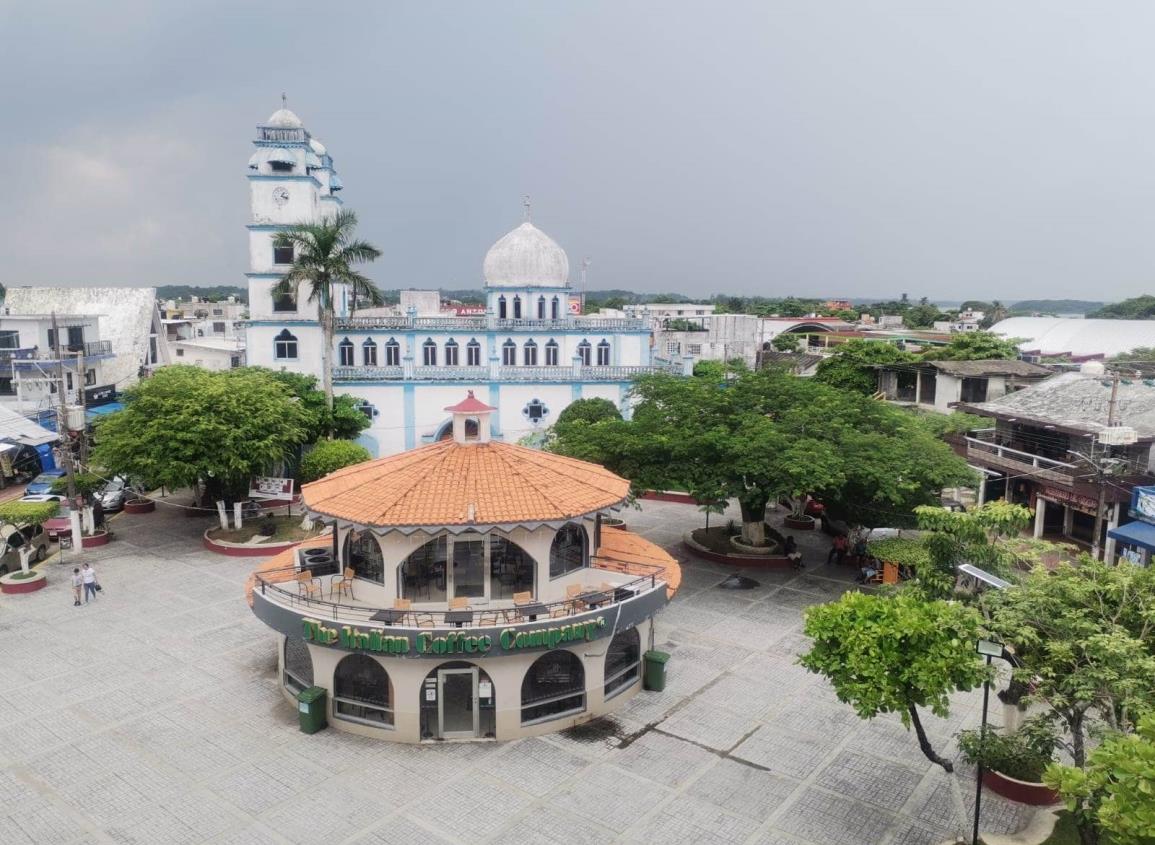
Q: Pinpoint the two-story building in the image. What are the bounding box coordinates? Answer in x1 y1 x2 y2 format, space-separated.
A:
242 106 679 456
876 359 1052 413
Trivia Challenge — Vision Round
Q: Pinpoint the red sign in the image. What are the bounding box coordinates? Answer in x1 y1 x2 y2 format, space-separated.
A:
568 295 583 315
249 476 293 500
1039 486 1098 514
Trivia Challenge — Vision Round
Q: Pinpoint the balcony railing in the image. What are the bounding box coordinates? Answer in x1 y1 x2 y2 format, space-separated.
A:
8 340 114 368
964 428 1081 482
335 316 647 332
333 362 679 383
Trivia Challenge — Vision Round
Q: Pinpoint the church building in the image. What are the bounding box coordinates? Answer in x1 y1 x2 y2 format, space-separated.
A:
244 106 680 456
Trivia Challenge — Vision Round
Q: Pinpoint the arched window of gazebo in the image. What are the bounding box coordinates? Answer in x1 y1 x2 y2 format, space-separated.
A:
603 627 641 699
522 650 585 724
550 522 586 579
399 535 448 602
283 637 313 696
343 530 384 584
333 654 393 727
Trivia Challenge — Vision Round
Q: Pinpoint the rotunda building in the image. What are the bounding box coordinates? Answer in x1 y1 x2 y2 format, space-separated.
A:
249 392 679 742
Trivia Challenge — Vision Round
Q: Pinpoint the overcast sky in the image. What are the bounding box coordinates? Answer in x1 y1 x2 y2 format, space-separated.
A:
3 1 1155 302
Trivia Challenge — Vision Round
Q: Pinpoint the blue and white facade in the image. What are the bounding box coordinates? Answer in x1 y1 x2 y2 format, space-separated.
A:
245 108 680 456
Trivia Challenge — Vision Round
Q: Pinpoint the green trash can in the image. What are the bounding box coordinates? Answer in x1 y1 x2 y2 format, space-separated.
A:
643 650 670 691
297 686 328 734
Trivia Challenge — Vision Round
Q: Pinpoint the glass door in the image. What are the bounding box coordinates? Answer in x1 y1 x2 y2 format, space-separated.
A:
452 538 485 599
438 668 478 739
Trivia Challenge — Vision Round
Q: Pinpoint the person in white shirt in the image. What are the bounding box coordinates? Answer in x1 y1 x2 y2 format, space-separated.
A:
80 562 97 603
71 568 82 607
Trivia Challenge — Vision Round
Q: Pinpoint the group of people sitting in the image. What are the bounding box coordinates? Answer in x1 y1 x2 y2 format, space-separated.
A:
826 532 891 583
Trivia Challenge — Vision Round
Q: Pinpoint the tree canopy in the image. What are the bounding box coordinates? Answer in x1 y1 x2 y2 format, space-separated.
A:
91 366 310 503
813 339 917 395
770 333 802 352
1087 295 1155 320
253 369 369 442
549 368 973 543
800 591 989 771
299 439 371 484
921 331 1022 361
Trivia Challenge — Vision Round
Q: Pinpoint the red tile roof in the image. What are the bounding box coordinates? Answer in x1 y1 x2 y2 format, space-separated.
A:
444 390 496 413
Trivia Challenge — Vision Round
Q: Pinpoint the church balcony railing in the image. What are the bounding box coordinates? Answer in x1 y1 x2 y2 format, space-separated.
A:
415 366 487 380
333 365 404 381
332 363 680 383
334 316 646 332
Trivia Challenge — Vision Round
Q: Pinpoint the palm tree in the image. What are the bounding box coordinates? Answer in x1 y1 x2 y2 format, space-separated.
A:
272 209 383 410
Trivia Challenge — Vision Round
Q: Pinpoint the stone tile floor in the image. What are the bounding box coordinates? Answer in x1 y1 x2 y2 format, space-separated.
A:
0 498 1037 844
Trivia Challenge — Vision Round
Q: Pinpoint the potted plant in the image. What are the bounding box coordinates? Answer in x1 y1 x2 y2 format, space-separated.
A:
956 716 1061 805
0 499 57 593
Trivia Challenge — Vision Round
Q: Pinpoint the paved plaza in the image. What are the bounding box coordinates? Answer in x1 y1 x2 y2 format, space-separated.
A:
0 499 1036 845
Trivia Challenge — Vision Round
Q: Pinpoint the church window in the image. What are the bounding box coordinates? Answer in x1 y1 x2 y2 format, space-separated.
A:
551 296 560 320
272 285 296 312
502 339 517 366
270 160 294 173
385 338 400 367
537 297 546 319
338 338 354 367
545 339 559 366
354 399 378 420
273 237 294 265
522 398 549 425
445 339 459 366
466 339 481 367
274 329 298 360
577 340 591 366
498 296 507 319
362 339 378 366
513 296 522 320
597 340 611 366
524 339 538 366
422 338 437 366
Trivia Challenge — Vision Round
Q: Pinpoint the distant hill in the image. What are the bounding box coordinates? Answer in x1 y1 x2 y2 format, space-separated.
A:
1010 299 1104 315
1085 295 1155 320
157 284 247 303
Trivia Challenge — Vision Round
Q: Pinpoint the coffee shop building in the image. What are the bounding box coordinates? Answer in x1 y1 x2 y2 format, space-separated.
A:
249 393 680 742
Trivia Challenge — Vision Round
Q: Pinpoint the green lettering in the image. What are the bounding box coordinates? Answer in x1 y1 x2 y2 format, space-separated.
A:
418 632 433 653
499 629 515 650
478 636 491 653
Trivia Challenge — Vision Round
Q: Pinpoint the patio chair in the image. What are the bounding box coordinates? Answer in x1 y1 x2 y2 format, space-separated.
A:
449 596 471 610
330 568 355 601
296 570 322 602
549 602 571 619
478 610 502 626
512 591 532 605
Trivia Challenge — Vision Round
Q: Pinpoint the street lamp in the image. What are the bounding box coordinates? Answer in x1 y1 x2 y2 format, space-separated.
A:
973 638 1009 845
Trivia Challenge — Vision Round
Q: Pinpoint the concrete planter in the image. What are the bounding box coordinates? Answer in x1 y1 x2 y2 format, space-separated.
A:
728 535 778 555
602 518 628 531
123 498 156 514
82 531 110 549
203 529 300 557
683 531 791 569
0 570 47 593
783 514 816 531
982 769 1061 806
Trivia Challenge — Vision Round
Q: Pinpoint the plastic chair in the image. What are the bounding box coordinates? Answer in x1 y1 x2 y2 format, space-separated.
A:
331 568 355 601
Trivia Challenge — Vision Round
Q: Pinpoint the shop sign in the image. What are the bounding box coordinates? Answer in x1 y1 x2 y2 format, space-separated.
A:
1131 486 1155 521
1040 486 1099 514
249 476 292 499
301 616 608 657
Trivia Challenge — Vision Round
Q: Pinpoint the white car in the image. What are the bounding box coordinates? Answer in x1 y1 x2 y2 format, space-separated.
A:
19 493 65 504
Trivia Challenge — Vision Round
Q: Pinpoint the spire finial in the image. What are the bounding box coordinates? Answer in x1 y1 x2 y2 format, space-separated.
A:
281 92 288 108
523 195 531 222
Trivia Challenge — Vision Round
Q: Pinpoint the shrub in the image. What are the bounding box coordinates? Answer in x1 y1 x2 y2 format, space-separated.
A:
956 717 1058 783
299 439 371 484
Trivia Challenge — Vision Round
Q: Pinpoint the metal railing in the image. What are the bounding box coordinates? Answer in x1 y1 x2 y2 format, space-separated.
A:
964 429 1079 473
332 363 679 382
254 558 666 627
9 340 114 366
335 316 647 332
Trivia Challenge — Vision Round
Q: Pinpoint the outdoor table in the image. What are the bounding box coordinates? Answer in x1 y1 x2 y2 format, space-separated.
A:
515 602 547 621
444 610 473 628
577 590 612 609
613 587 635 603
370 609 408 626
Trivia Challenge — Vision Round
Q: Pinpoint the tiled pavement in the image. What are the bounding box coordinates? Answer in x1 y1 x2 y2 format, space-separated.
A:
0 498 1038 844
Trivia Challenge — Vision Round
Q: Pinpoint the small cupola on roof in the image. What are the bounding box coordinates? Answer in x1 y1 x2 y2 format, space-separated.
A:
445 390 495 444
265 107 303 128
482 221 570 288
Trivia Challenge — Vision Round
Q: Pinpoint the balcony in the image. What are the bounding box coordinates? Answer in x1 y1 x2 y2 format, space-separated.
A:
8 340 114 369
335 316 647 332
333 363 680 383
964 428 1082 485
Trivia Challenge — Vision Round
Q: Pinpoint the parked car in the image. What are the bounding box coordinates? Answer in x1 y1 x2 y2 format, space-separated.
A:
0 523 48 575
25 469 66 495
44 505 74 542
97 476 131 512
19 493 64 504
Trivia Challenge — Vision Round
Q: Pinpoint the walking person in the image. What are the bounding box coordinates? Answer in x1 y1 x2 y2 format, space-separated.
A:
71 567 82 607
81 562 98 603
785 535 803 570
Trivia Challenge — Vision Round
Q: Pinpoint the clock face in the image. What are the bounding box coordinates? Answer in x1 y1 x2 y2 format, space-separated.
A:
272 187 290 206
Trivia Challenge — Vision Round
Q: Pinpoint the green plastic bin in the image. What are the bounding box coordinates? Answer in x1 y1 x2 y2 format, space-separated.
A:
643 650 670 691
297 686 328 734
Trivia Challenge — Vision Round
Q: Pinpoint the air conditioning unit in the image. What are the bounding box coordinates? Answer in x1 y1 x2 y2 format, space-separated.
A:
1098 426 1138 446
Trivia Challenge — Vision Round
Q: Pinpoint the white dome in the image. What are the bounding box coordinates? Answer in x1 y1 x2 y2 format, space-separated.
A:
266 108 303 128
309 137 327 155
482 222 569 287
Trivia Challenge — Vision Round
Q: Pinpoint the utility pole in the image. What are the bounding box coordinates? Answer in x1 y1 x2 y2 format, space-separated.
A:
52 312 84 552
76 344 88 466
1090 369 1120 561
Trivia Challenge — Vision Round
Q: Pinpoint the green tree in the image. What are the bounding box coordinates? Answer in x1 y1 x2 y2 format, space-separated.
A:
904 303 946 328
921 331 1021 361
988 560 1155 773
814 339 917 394
1087 295 1155 320
1046 714 1155 845
272 209 383 411
0 500 58 572
800 591 989 771
1110 346 1155 363
255 369 369 442
911 500 1033 598
770 334 801 352
299 439 371 484
91 366 310 505
49 472 104 499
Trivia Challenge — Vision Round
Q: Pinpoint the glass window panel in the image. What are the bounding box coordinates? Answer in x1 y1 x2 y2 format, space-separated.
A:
344 530 384 583
489 536 535 599
400 536 447 602
453 537 485 599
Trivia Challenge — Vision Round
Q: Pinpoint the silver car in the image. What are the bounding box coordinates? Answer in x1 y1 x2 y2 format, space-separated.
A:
98 477 130 512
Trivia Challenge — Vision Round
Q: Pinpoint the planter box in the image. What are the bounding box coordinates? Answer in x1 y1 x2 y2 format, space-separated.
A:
203 529 300 557
602 519 628 531
784 515 816 531
0 570 47 594
123 499 156 514
981 769 1061 806
82 531 110 549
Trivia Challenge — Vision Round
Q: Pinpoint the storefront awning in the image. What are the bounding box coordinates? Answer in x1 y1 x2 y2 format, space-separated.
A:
1108 520 1155 552
85 402 124 420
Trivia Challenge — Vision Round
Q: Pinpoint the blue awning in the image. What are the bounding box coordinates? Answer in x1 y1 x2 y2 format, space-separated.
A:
1108 520 1155 551
86 402 124 420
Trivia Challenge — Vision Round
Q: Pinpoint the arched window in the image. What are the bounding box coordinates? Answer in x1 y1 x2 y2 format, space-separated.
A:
338 338 354 366
399 535 448 603
343 530 384 584
502 339 517 366
334 654 393 727
545 339 559 366
362 338 378 366
489 535 535 599
596 339 611 366
522 651 585 724
274 329 298 360
537 296 546 319
523 339 537 366
550 522 586 578
385 338 400 367
422 338 437 366
604 628 641 699
466 338 481 366
498 295 507 319
513 295 522 320
283 637 313 696
551 296 560 320
444 339 459 366
576 340 591 367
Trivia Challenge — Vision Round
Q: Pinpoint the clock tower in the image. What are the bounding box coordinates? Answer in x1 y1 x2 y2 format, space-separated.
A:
244 104 346 378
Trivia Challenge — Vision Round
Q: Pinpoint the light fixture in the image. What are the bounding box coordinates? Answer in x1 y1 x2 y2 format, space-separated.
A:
976 638 1004 657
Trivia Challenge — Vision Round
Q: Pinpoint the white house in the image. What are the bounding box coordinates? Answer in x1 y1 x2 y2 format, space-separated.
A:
243 106 679 457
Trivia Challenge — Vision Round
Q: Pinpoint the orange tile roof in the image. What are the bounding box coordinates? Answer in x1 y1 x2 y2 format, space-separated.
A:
595 526 682 599
302 440 631 528
244 543 300 607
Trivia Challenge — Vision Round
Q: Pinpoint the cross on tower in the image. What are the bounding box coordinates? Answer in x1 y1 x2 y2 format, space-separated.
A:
523 195 531 222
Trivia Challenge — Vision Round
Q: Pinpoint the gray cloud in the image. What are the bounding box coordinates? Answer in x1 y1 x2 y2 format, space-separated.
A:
3 1 1155 301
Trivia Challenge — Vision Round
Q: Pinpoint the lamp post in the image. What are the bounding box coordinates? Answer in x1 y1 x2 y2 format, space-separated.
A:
973 638 1007 845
